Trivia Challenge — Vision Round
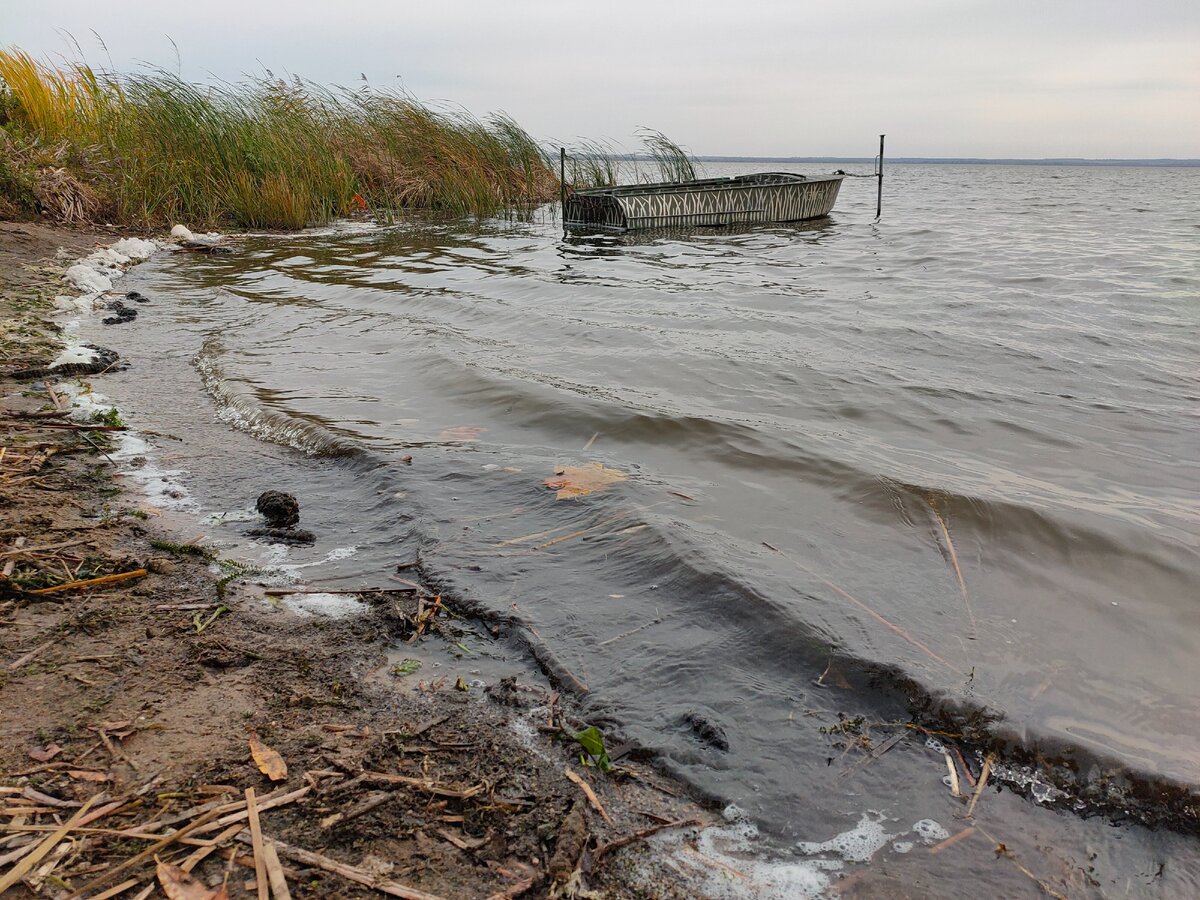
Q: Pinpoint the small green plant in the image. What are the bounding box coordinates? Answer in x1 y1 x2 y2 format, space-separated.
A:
149 539 217 560
192 605 229 633
89 407 124 428
390 659 421 677
569 725 613 773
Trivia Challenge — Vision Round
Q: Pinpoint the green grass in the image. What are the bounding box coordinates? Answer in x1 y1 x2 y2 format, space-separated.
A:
0 47 561 228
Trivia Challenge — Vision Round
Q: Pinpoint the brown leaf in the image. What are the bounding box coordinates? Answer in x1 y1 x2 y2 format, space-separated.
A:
248 732 287 782
157 860 230 899
67 769 110 782
28 743 62 762
438 426 486 442
544 463 627 500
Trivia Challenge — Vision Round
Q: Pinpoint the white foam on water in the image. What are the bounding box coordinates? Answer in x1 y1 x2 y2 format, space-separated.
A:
912 819 949 843
59 384 197 512
202 507 260 525
991 761 1068 805
795 811 895 863
643 806 834 900
255 546 361 587
62 388 198 513
893 841 914 854
283 592 370 618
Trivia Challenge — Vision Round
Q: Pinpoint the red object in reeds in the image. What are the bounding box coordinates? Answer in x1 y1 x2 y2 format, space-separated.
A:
351 192 368 211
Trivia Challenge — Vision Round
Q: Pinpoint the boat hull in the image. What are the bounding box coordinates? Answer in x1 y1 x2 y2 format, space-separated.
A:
564 173 843 232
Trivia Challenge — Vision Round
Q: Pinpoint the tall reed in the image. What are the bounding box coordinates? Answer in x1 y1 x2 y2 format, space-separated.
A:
640 128 696 182
0 48 563 228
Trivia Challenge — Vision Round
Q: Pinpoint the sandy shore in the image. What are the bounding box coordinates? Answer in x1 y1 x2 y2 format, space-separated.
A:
0 222 711 899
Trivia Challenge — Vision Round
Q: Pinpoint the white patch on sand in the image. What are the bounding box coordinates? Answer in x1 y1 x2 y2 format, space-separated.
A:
283 592 370 618
65 263 112 295
61 236 162 297
48 343 99 368
508 713 553 762
111 237 157 260
82 248 131 270
53 294 100 313
171 224 224 244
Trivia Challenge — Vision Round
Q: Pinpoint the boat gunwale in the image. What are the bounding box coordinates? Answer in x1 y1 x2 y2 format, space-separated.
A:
570 172 843 199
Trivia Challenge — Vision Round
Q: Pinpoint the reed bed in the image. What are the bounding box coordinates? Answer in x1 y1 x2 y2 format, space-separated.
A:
0 48 564 228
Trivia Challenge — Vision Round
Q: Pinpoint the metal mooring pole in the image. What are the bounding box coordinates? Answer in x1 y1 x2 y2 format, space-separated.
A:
559 148 567 223
876 134 885 219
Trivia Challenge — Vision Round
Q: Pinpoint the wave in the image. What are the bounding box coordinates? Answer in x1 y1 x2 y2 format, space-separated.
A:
194 336 367 460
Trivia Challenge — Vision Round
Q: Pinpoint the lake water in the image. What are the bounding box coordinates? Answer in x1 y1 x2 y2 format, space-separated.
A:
90 163 1199 896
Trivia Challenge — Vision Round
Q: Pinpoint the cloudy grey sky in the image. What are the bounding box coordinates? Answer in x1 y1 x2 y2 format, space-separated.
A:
5 0 1198 158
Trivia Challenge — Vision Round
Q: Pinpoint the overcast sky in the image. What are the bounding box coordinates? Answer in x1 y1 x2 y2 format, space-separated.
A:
5 0 1198 158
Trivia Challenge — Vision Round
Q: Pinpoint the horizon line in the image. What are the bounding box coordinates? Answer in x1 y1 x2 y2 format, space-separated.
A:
683 156 1199 166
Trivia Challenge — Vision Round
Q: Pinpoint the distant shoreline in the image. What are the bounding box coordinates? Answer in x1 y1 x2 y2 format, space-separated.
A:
686 156 1200 167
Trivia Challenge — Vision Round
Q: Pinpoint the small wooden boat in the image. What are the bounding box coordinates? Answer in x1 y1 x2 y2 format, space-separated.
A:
563 172 843 233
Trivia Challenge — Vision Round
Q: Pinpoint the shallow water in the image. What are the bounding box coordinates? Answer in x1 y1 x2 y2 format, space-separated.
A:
87 163 1199 894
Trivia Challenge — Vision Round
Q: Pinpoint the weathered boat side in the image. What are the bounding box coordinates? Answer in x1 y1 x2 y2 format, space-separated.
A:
564 173 843 232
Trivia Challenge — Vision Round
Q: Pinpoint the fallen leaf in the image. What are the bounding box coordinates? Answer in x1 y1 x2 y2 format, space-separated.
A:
157 859 230 900
438 426 486 442
248 732 287 782
454 676 470 692
544 463 627 500
28 743 62 762
67 769 110 782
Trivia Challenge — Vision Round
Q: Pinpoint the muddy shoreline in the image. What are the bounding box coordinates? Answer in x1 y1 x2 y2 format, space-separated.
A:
0 221 714 899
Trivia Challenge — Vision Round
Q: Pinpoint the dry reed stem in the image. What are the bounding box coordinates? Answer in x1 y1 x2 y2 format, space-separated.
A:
245 788 268 900
945 753 962 798
964 752 995 818
929 504 978 637
927 825 976 854
0 795 98 893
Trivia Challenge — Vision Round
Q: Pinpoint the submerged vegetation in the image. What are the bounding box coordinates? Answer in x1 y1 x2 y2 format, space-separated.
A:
0 47 559 228
0 47 698 228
